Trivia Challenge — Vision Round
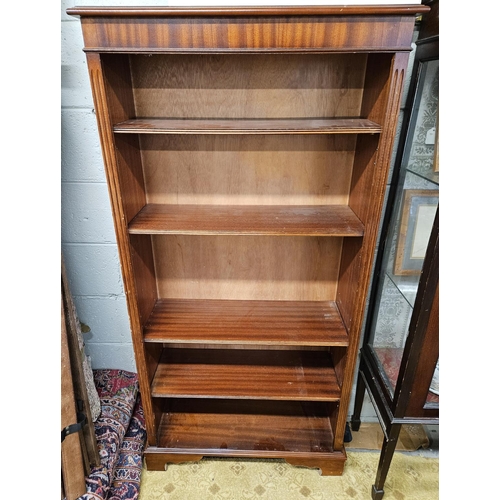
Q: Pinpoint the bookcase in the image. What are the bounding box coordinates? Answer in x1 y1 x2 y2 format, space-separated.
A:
68 4 428 475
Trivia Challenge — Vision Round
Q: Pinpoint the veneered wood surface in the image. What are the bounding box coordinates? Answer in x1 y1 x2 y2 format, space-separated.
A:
128 204 364 236
157 399 335 453
152 348 341 401
152 234 341 301
114 118 381 135
130 54 366 119
70 10 422 53
139 135 355 208
143 299 348 346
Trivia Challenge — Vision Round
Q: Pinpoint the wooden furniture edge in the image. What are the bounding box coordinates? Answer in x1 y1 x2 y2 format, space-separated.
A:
67 5 430 17
144 448 347 475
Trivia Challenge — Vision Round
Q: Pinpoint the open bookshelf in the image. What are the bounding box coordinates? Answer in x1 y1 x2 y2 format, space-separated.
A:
68 4 428 475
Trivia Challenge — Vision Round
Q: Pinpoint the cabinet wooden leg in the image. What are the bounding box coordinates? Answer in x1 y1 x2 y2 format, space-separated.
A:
372 484 385 500
371 423 402 500
285 456 346 476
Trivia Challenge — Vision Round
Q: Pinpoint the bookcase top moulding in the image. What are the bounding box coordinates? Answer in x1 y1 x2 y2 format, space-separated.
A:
66 4 429 53
67 5 430 16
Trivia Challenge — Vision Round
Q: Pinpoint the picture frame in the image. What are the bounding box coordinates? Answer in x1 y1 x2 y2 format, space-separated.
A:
394 189 439 276
433 110 439 173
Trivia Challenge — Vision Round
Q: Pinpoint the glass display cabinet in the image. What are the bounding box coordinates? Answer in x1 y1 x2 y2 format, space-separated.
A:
350 1 439 498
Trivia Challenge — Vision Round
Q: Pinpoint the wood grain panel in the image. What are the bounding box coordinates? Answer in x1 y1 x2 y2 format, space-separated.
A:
140 135 355 207
152 348 341 401
130 54 366 119
152 234 341 301
129 204 364 236
73 13 420 53
114 118 382 135
143 299 348 346
157 399 335 453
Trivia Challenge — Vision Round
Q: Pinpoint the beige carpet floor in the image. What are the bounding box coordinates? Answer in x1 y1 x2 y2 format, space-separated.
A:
346 423 430 452
138 451 438 499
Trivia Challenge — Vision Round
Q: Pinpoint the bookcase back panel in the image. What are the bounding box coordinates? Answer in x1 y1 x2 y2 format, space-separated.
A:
130 54 367 119
139 135 355 206
151 235 342 301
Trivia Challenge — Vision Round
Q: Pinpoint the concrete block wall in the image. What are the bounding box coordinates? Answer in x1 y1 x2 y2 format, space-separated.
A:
62 0 149 372
61 0 419 418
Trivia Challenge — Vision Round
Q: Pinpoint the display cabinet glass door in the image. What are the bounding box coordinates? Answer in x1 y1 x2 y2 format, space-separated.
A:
367 58 439 407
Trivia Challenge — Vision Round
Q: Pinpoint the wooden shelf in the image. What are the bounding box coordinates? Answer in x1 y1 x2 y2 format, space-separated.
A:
157 399 335 454
144 299 348 346
151 348 341 401
128 204 364 236
114 117 382 135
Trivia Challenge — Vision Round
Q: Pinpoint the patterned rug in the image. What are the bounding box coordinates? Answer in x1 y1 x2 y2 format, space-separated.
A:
77 370 146 500
138 452 438 500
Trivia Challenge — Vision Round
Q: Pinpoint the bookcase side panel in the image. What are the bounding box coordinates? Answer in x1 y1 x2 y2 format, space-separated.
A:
86 52 159 444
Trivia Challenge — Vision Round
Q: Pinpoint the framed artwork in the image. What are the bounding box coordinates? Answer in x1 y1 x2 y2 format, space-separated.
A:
394 189 438 276
433 110 439 173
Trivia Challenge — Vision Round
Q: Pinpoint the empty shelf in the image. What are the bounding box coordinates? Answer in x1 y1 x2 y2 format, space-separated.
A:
114 117 382 135
128 204 364 236
144 299 349 346
151 348 341 401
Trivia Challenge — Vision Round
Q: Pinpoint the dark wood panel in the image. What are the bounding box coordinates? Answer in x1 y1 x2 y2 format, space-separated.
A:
157 399 335 453
144 299 348 346
114 118 381 135
128 204 364 236
152 348 341 401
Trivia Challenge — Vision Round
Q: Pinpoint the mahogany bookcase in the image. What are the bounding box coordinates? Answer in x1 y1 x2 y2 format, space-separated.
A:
68 4 428 475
